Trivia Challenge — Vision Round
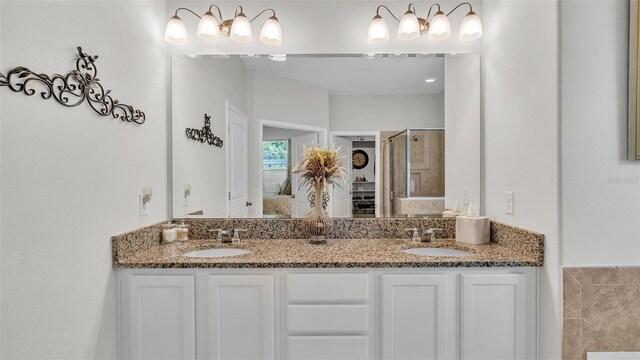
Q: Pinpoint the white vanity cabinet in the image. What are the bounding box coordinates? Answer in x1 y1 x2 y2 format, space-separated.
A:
118 270 279 360
282 271 375 360
118 268 536 360
380 273 451 360
119 274 197 359
460 273 537 360
376 269 536 360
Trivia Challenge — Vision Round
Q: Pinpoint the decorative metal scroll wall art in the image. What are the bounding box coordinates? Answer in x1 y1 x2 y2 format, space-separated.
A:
0 47 145 124
185 114 223 148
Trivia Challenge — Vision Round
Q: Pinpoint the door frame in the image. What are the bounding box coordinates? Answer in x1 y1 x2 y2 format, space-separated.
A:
226 101 248 217
329 131 381 218
258 119 328 217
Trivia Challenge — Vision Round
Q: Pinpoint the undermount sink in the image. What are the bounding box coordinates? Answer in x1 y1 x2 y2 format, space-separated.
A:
402 248 472 257
182 249 250 258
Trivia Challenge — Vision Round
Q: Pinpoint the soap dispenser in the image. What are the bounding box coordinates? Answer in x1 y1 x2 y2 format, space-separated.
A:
175 220 189 242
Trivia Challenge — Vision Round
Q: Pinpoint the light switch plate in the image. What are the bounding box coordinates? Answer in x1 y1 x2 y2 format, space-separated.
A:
139 194 151 216
462 187 470 205
504 191 514 215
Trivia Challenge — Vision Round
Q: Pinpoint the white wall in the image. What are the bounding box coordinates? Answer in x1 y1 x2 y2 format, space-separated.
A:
172 56 247 217
330 93 444 131
445 54 481 209
252 70 330 129
247 71 330 216
561 0 640 265
482 1 561 358
0 1 168 358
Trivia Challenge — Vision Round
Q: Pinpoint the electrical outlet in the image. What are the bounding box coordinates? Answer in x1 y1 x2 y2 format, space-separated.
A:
462 187 470 205
504 191 514 215
140 193 151 216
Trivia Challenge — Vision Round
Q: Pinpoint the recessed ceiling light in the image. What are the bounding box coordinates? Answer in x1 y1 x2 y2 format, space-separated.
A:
268 54 287 62
425 78 437 83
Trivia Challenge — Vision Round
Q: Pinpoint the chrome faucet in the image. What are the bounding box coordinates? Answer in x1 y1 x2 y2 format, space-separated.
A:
210 228 247 244
422 228 443 242
210 229 232 243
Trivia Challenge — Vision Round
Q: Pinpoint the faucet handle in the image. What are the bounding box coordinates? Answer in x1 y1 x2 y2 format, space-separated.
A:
233 228 247 242
423 228 444 241
405 228 420 242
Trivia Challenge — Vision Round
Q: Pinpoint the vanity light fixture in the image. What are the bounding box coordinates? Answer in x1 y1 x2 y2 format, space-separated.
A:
165 5 283 46
425 77 437 83
367 2 482 43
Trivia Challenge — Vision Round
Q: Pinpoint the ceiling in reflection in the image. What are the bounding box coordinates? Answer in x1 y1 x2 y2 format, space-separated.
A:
241 55 445 96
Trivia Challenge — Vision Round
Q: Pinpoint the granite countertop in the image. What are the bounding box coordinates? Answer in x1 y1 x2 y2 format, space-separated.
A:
114 238 542 269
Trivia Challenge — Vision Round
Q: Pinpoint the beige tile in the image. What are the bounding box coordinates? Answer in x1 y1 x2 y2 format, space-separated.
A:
582 284 640 353
563 319 582 360
618 267 640 284
563 269 581 319
567 267 617 284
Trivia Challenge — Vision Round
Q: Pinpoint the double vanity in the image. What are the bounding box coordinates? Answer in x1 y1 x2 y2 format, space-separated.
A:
113 217 543 360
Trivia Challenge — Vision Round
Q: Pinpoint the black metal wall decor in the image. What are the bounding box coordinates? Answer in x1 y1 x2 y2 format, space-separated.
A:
185 114 223 148
0 47 145 124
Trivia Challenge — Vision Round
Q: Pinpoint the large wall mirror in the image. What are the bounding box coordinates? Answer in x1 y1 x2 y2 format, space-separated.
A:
171 53 480 218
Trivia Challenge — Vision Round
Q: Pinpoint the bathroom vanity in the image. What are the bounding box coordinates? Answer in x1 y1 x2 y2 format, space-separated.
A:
113 218 543 360
109 51 542 359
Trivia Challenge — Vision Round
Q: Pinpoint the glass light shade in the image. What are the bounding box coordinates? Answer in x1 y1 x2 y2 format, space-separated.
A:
230 13 252 43
368 15 389 44
459 11 483 41
427 11 451 40
197 12 220 41
165 15 188 45
260 16 282 46
398 10 420 40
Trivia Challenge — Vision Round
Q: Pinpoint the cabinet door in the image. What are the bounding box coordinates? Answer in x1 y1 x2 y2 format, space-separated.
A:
381 274 448 360
205 275 275 360
461 273 535 360
121 275 196 360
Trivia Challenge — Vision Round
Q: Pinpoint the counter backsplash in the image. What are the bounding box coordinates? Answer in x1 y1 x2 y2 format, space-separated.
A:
112 217 544 267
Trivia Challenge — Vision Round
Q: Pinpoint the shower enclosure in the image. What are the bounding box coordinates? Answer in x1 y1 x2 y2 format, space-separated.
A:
382 129 445 217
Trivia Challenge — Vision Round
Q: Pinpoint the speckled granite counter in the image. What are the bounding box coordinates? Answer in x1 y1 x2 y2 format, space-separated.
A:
112 219 544 268
114 238 541 268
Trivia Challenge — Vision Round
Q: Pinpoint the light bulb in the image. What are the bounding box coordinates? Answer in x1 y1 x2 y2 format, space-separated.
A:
165 15 188 45
459 11 483 41
197 11 220 41
368 15 389 44
260 16 282 46
427 11 451 40
398 10 420 40
230 13 252 43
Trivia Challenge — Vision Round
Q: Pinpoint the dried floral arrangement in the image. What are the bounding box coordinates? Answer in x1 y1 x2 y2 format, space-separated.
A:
292 146 348 190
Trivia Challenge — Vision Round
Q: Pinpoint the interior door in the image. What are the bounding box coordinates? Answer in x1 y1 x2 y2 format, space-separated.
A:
332 136 352 218
290 132 320 218
227 104 249 217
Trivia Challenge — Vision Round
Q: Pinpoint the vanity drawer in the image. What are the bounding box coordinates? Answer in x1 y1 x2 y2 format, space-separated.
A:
286 273 370 302
287 304 369 333
286 336 369 360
